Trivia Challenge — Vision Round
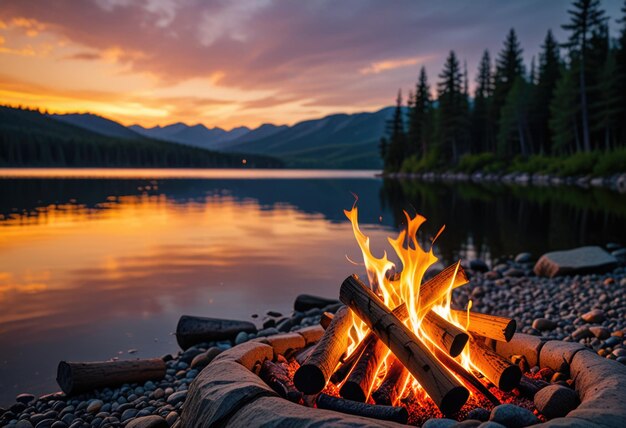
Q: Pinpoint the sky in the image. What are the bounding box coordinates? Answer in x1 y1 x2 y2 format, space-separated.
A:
0 0 622 130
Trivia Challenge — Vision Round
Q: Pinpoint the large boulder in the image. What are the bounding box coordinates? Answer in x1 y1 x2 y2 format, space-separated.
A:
533 246 617 278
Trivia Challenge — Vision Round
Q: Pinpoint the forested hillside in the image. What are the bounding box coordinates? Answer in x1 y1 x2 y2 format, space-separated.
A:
0 106 283 168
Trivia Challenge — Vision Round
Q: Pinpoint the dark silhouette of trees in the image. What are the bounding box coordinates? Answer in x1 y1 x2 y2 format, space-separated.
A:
407 67 433 158
382 90 407 171
472 50 495 153
437 51 468 164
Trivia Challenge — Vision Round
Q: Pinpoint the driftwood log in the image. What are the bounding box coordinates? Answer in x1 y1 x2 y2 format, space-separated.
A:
340 338 388 402
316 393 408 424
294 294 341 312
469 339 521 392
340 275 469 415
371 355 410 406
293 306 352 394
57 359 166 395
450 309 516 342
176 315 257 350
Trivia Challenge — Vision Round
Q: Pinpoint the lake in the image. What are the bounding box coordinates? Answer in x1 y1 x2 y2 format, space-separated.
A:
1 168 626 406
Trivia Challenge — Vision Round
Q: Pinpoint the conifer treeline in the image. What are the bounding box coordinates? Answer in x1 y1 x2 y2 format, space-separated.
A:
381 0 626 174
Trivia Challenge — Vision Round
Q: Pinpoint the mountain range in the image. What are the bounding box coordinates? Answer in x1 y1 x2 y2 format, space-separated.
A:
49 107 394 168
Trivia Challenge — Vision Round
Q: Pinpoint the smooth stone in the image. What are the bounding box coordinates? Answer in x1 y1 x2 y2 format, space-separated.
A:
477 423 507 428
612 348 626 358
234 331 248 345
533 246 618 277
422 418 457 428
34 419 55 428
190 347 222 370
179 348 204 364
469 259 489 272
293 294 340 312
534 384 579 419
15 394 35 405
489 404 539 428
515 252 533 263
589 326 610 339
266 311 282 318
532 318 557 331
125 416 168 428
604 336 621 347
165 411 178 426
16 421 34 428
582 309 606 323
256 327 279 337
504 268 524 277
86 400 103 414
153 389 165 399
121 408 139 422
453 420 482 427
467 408 490 422
166 391 187 406
572 326 593 341
50 422 66 428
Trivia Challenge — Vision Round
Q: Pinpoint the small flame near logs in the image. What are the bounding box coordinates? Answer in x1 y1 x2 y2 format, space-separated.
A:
288 204 533 423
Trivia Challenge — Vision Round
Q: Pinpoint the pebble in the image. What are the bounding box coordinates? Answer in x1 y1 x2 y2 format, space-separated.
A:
15 394 35 405
422 418 457 428
466 408 490 422
489 404 539 427
267 310 282 317
16 421 34 428
534 384 579 419
121 408 139 422
166 391 187 406
234 331 248 345
503 268 524 278
589 326 610 339
515 252 533 263
469 259 489 272
572 326 593 341
85 399 103 414
581 309 605 323
532 318 556 331
477 423 507 428
453 420 482 427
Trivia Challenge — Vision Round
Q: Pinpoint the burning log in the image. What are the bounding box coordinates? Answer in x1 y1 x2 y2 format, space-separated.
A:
340 275 469 415
421 311 469 357
427 344 500 406
450 309 516 342
293 306 352 394
330 333 375 384
294 345 315 366
339 338 389 402
316 393 409 424
419 262 468 312
468 339 521 392
57 359 166 395
259 359 303 403
176 315 257 350
371 355 410 406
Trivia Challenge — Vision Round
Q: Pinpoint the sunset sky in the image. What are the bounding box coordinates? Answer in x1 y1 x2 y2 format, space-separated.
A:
0 0 621 130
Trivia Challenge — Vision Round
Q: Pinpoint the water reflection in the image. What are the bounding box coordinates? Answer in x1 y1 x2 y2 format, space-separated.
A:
0 171 625 405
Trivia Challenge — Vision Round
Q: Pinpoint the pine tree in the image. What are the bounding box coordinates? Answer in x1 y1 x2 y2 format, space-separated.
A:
472 50 495 153
383 90 407 171
532 30 562 154
408 67 433 158
550 66 580 154
593 49 621 150
437 51 467 163
562 0 606 152
616 0 626 145
498 76 532 157
493 29 525 131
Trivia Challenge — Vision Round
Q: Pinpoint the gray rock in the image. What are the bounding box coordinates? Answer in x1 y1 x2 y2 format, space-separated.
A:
490 404 539 427
534 384 579 419
125 416 168 428
504 268 524 277
190 347 222 370
16 421 34 428
86 399 103 414
256 327 279 337
50 422 66 428
234 331 248 345
581 309 605 323
15 394 35 405
453 420 482 427
534 246 618 277
478 423 507 428
34 419 55 428
467 407 490 422
532 318 557 331
422 418 457 428
153 388 165 399
166 391 187 406
121 408 139 422
469 259 489 272
515 252 533 263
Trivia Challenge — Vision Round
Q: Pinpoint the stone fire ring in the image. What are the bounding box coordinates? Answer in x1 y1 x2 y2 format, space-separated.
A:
181 328 626 427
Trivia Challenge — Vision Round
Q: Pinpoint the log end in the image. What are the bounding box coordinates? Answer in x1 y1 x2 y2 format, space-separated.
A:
293 364 326 395
503 319 517 342
339 381 367 403
450 333 470 358
497 364 522 392
56 361 73 395
439 386 470 416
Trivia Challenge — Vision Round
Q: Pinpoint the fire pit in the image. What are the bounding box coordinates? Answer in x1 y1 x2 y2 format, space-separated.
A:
181 207 626 427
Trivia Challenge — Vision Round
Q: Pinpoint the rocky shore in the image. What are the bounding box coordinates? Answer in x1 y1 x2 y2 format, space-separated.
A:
1 244 624 428
384 170 626 193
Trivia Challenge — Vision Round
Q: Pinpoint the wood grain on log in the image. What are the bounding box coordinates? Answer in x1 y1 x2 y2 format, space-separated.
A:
57 359 166 395
421 311 469 357
468 339 521 392
316 393 408 424
259 360 303 403
320 312 334 330
371 355 410 406
339 338 389 402
340 275 469 415
450 309 516 342
175 315 256 350
293 306 352 395
329 333 375 384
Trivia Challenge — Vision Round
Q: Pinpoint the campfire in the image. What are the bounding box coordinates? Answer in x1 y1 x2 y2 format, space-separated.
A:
289 206 526 424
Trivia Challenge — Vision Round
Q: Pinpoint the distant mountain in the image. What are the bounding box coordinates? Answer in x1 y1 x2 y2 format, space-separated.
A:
223 107 394 169
130 123 250 149
0 106 283 169
51 113 145 140
211 123 288 150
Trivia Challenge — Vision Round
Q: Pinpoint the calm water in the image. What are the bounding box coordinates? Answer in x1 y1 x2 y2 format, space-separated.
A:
1 168 626 406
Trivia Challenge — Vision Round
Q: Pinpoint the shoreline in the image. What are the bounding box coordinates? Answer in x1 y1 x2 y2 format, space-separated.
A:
382 170 626 193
